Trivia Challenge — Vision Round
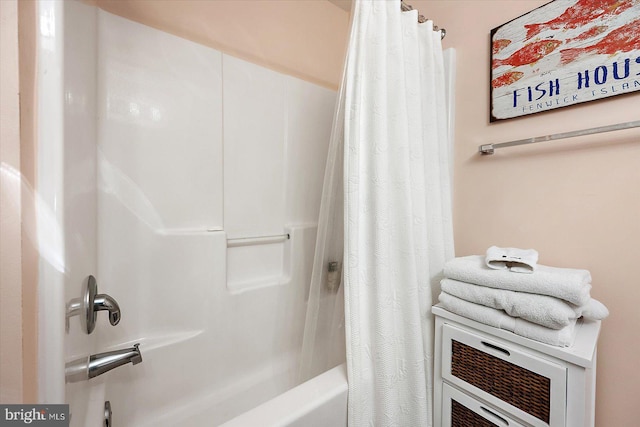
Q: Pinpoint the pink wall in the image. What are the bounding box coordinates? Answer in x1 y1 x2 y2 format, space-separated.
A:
421 1 640 425
0 0 24 403
90 0 350 89
1 0 38 403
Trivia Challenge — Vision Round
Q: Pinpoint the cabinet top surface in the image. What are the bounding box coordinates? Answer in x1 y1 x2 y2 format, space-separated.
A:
432 305 601 367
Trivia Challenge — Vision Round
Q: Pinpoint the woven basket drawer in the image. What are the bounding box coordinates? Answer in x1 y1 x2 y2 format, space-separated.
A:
442 324 567 427
442 383 526 427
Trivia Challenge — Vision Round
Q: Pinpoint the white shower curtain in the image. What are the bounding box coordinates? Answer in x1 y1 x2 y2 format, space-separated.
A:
300 0 453 424
342 1 454 426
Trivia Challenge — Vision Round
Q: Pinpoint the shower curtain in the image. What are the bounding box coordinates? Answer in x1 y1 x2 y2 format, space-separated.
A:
302 0 454 425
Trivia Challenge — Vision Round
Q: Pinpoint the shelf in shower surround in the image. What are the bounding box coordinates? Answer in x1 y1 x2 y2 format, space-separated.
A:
226 227 301 294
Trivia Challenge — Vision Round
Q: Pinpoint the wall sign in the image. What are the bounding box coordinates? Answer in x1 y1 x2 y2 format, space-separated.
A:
490 0 640 122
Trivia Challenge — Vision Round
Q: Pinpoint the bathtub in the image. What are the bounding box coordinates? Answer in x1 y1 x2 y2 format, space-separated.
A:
81 362 347 427
220 364 347 427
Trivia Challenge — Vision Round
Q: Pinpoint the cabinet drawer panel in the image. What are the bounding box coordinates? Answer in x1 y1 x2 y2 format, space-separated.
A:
443 383 526 427
442 324 566 427
452 340 551 421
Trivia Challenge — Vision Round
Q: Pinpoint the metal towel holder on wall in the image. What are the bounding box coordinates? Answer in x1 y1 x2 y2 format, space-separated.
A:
479 120 640 155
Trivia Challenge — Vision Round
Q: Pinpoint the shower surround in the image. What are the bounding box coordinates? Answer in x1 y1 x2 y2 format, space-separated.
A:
38 1 341 425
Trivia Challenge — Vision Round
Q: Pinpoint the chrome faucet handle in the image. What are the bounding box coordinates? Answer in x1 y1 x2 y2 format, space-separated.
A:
65 275 122 334
94 293 121 326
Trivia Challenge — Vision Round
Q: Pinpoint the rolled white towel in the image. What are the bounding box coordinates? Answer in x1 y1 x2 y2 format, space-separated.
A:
438 292 577 347
441 278 608 330
485 246 538 273
444 255 592 306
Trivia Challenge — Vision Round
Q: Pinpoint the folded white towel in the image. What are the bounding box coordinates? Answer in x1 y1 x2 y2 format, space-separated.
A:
581 298 609 320
485 246 538 273
438 292 577 347
444 255 592 306
441 278 608 329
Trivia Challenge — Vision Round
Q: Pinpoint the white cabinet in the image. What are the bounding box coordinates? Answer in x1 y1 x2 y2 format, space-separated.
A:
433 306 601 427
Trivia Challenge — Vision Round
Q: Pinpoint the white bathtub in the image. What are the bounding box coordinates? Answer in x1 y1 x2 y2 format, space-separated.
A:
221 364 348 427
87 363 347 427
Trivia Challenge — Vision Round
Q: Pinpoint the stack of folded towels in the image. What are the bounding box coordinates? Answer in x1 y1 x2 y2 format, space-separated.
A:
438 246 609 347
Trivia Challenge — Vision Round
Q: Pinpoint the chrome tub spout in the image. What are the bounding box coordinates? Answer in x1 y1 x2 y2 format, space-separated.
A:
66 344 143 382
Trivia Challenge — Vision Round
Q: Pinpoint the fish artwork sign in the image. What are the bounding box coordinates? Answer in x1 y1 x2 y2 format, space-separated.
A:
490 0 640 121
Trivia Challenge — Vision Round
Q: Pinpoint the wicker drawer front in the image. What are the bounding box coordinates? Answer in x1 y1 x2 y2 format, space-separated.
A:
442 383 526 427
442 324 567 427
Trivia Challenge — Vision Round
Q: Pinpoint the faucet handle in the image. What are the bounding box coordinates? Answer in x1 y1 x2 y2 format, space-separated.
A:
94 293 121 326
66 275 122 334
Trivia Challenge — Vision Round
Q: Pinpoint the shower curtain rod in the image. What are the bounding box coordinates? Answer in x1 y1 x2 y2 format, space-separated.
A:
401 1 446 39
479 120 640 155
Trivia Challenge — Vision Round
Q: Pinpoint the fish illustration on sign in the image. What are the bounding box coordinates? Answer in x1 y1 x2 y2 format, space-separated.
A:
524 0 637 40
493 39 512 55
492 71 525 88
560 18 640 64
492 40 562 68
565 25 608 44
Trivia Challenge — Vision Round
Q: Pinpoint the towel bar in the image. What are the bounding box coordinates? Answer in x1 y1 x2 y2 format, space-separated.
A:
479 120 640 155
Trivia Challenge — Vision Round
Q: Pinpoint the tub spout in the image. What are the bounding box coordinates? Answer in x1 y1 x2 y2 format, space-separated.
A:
88 343 142 379
66 344 143 383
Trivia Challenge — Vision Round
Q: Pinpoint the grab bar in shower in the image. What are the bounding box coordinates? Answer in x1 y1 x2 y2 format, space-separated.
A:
227 233 290 248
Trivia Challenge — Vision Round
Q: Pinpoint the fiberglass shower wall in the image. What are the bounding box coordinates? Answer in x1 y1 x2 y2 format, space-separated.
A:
66 9 335 426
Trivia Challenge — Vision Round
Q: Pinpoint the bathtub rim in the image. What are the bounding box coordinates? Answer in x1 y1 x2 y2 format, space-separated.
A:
219 363 347 427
